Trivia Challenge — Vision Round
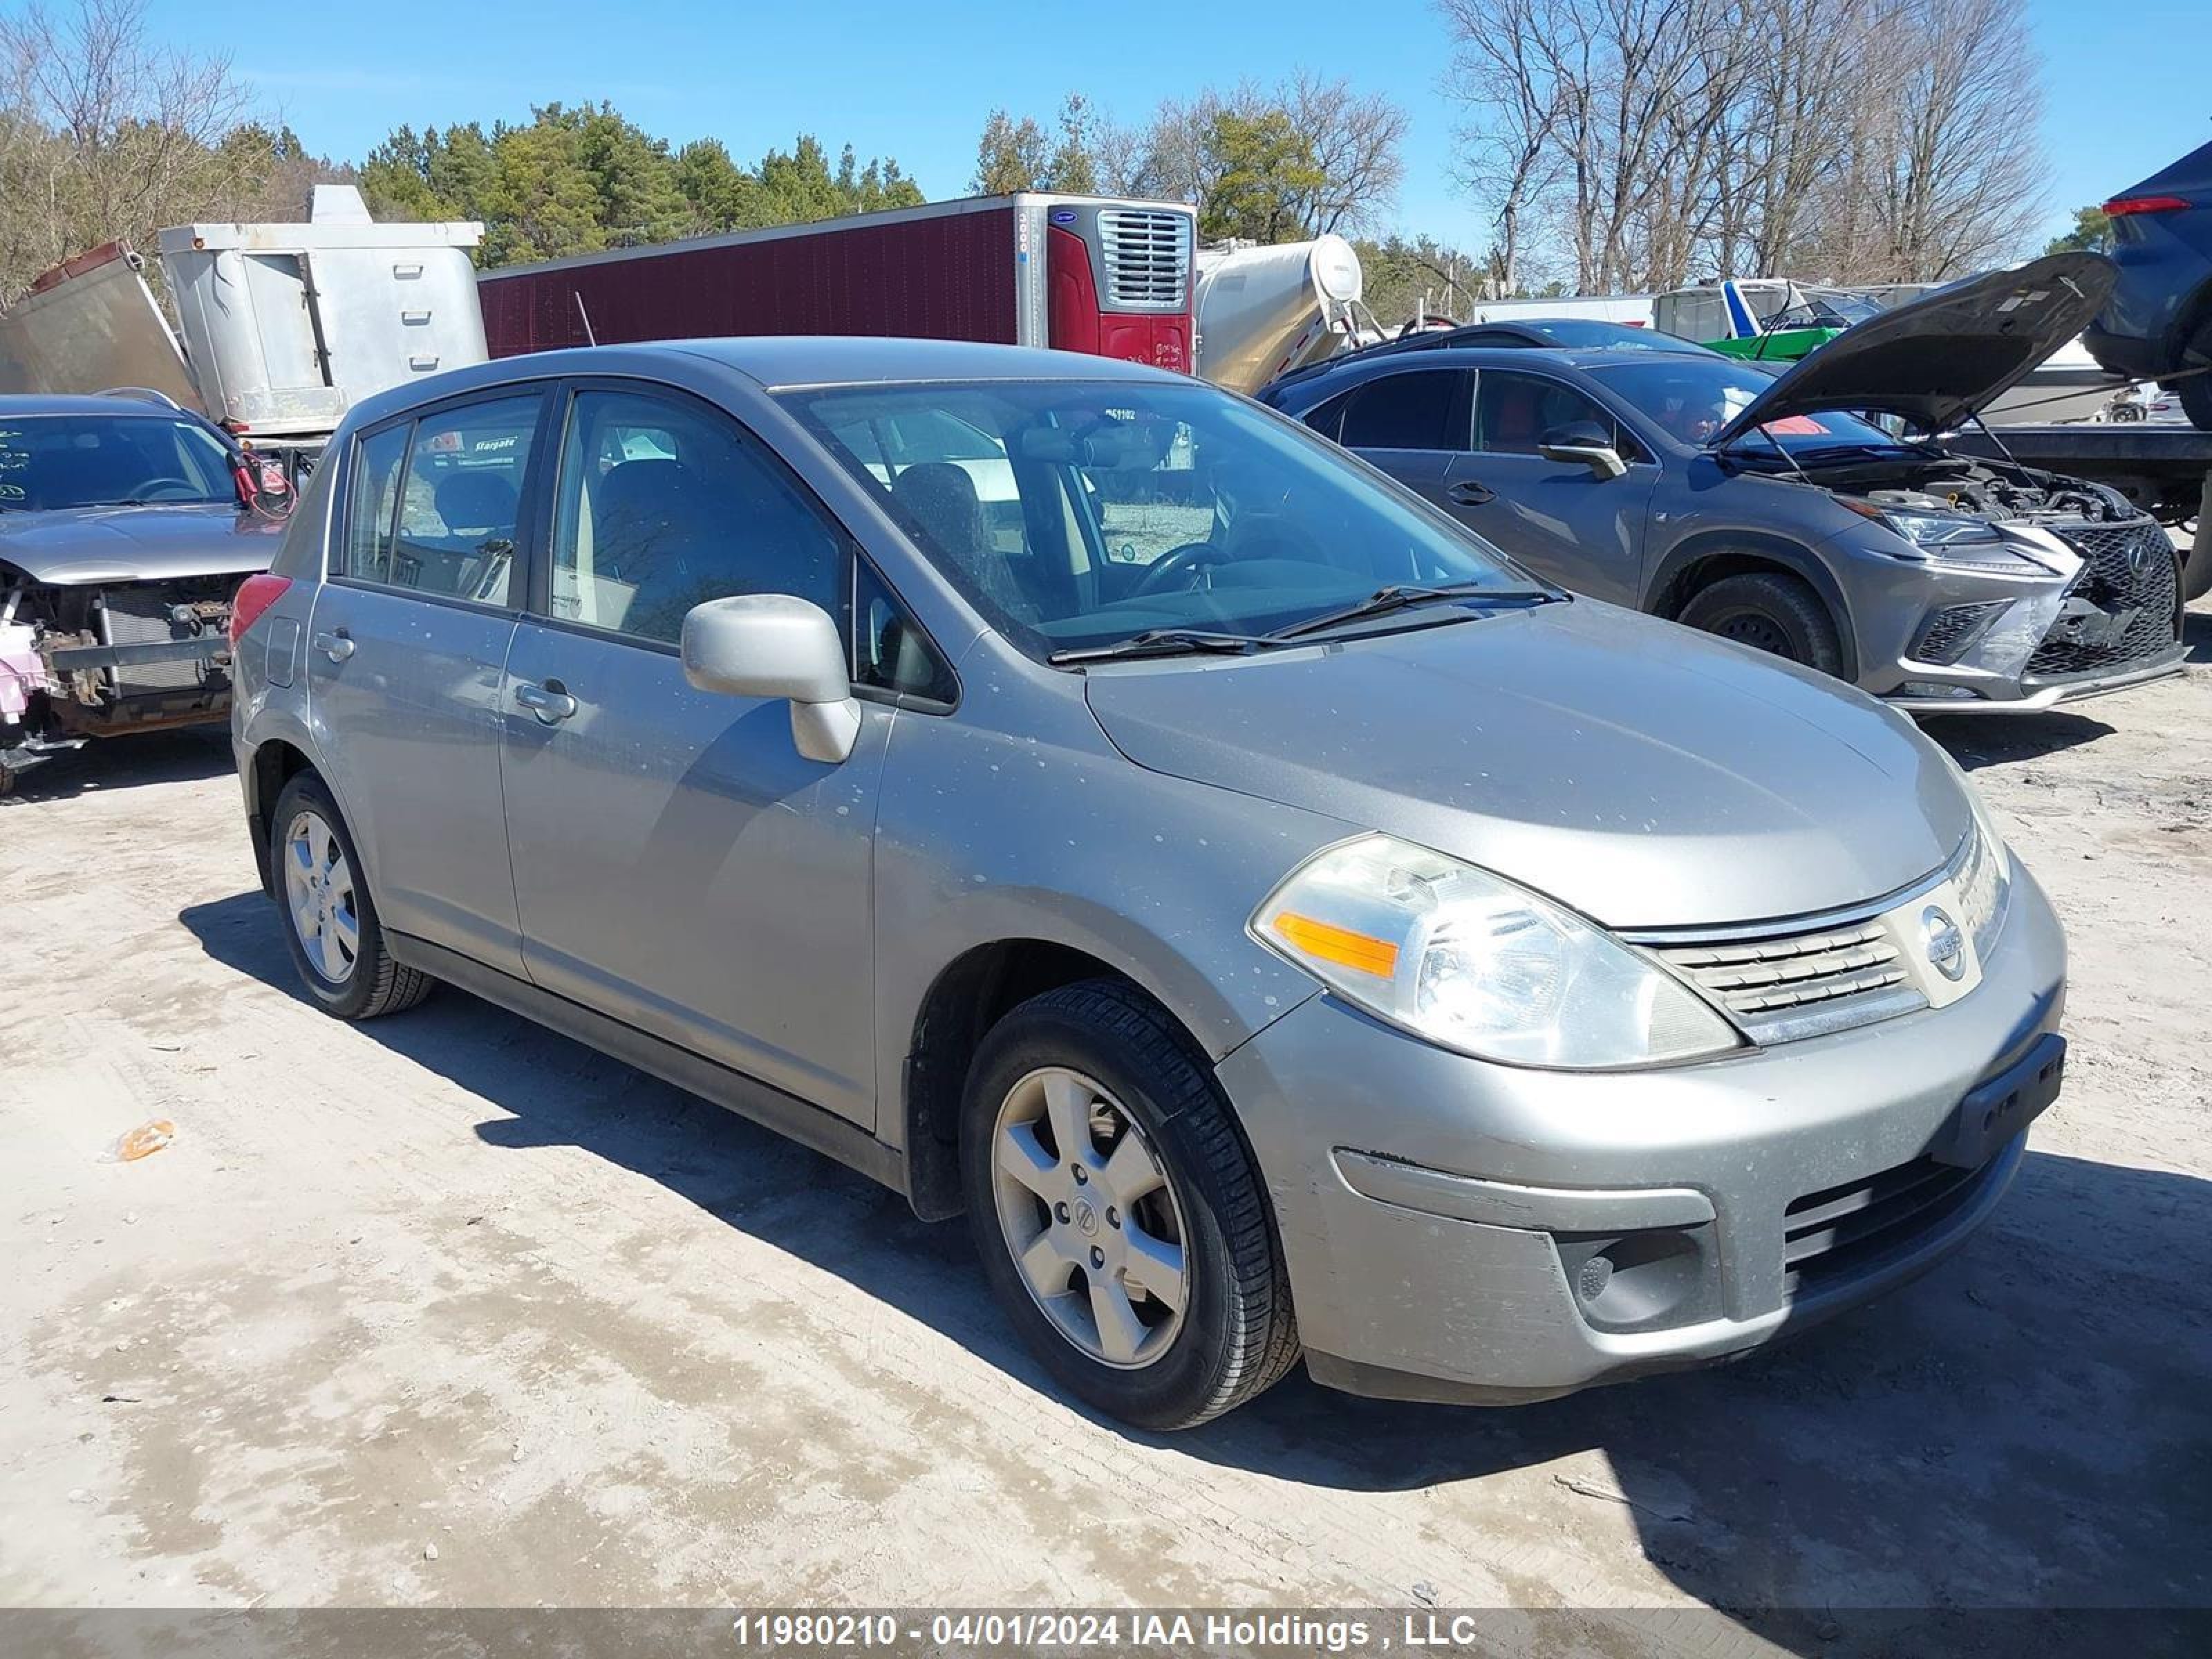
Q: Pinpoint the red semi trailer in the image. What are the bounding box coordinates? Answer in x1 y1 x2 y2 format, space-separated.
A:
476 194 1197 372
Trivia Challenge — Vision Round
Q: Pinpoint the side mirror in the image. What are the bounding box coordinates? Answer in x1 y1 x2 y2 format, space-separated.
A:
680 594 860 764
1537 420 1629 480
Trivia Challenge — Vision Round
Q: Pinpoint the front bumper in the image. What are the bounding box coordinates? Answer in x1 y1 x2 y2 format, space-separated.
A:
1216 865 2066 1404
1832 518 2185 714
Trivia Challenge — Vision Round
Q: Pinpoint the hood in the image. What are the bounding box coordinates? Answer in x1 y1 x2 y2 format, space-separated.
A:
1082 601 1971 931
0 503 280 585
1712 252 2117 444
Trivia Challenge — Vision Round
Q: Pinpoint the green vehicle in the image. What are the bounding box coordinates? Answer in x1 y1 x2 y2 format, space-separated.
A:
1655 279 1897 362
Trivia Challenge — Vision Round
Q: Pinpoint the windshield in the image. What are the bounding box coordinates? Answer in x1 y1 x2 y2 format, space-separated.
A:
0 413 236 511
778 379 1533 659
1584 357 1907 454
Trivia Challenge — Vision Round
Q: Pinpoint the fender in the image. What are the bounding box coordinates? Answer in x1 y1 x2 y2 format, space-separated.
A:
1644 528 1862 682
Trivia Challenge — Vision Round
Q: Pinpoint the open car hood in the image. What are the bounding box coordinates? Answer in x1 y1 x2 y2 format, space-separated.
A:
1711 253 2117 444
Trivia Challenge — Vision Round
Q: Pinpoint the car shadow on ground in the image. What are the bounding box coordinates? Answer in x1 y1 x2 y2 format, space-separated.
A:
177 890 2212 1650
0 725 232 805
2184 605 2212 666
1922 710 2115 770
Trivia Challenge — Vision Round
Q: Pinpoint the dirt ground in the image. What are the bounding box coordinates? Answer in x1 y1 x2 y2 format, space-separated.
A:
3 603 2208 1649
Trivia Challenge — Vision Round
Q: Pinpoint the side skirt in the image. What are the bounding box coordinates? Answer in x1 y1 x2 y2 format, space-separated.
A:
387 931 910 1198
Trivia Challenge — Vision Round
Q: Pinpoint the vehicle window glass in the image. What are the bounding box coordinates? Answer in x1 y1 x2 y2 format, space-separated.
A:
853 556 955 703
1081 422 1210 566
550 388 841 645
361 396 538 603
1300 391 1350 443
1338 371 1461 451
0 414 235 512
1586 357 1908 454
780 379 1533 662
344 424 410 581
1476 372 1617 456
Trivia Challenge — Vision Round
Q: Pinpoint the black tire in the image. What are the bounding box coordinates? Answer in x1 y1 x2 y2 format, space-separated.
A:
2177 364 2212 432
1678 570 1844 675
959 978 1299 1430
267 770 435 1020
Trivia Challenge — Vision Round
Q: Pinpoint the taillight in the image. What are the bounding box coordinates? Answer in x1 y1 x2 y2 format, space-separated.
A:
2103 194 2191 216
229 574 292 648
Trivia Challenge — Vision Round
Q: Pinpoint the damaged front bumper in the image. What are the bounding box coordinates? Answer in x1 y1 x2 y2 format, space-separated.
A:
1 579 235 782
1836 516 2187 714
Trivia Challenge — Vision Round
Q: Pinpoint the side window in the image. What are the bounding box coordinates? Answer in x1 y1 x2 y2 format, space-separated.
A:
346 395 540 603
853 557 955 704
1301 391 1350 443
344 424 409 582
1338 371 1464 451
1475 371 1620 458
550 388 842 646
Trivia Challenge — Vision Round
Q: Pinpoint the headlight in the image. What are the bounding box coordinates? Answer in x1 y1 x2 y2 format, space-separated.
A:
1251 834 1743 1069
1877 512 2049 571
1949 775 2012 964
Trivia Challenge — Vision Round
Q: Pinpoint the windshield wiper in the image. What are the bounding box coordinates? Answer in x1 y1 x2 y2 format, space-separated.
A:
1268 582 1557 641
1048 628 1278 666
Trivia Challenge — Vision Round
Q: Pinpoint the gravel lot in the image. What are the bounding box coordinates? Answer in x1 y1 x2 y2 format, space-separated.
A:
3 601 2207 1647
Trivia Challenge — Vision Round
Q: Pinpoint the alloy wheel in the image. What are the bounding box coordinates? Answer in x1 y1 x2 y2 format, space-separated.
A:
283 808 360 985
988 1066 1190 1369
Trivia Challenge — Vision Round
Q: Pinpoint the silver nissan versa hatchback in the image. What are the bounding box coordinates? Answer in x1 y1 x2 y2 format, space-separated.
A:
231 338 2066 1430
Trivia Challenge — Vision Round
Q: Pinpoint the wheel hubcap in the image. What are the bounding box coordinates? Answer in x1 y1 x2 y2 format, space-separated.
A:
283 809 359 985
989 1067 1189 1369
1715 612 1793 659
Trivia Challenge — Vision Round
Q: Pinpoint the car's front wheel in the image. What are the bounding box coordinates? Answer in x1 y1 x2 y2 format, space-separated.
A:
268 770 435 1020
1678 570 1844 676
959 980 1299 1430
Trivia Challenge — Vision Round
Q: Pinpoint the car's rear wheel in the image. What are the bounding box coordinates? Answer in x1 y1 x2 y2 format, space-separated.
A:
269 770 434 1020
2177 327 2212 431
959 979 1298 1430
1678 570 1844 675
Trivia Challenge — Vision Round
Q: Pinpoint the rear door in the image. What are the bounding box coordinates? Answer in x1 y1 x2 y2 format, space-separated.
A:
1313 366 1470 508
306 385 551 974
1442 368 1660 603
498 379 919 1128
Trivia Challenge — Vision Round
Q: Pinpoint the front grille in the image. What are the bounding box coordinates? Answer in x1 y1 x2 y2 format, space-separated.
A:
1782 1154 1991 1295
1910 600 2007 666
1097 209 1192 308
1652 919 1919 1040
2023 518 2180 682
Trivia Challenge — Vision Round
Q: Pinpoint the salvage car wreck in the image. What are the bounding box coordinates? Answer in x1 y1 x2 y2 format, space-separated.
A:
1264 252 2185 712
0 394 285 793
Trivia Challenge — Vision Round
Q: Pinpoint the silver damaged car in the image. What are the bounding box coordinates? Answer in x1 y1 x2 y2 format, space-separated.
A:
231 338 2067 1429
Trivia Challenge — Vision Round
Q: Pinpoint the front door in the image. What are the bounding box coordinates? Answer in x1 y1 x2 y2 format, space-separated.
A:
1331 366 1470 510
498 384 890 1127
1442 368 1660 605
306 386 548 973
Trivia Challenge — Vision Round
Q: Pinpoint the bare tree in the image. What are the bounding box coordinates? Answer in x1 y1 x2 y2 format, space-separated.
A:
0 0 272 304
1437 0 2046 293
1284 72 1409 234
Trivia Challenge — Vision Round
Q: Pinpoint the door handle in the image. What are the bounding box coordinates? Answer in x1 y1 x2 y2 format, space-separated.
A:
512 680 578 724
1447 480 1495 507
312 628 355 662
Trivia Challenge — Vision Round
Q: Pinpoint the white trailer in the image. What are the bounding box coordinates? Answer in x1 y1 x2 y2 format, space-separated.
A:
1193 236 1367 394
0 187 485 461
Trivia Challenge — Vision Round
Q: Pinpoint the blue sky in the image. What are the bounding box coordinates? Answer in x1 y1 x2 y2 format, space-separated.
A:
147 0 2208 254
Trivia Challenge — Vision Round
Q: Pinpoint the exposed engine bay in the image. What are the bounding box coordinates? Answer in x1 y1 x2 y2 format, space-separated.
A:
1810 454 2138 527
0 569 235 791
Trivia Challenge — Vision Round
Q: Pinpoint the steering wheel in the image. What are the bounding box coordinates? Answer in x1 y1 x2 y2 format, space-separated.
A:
1130 541 1232 598
120 476 204 503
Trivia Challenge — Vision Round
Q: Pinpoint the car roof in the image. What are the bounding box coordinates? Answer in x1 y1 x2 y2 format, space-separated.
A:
339 335 1192 433
1266 343 1719 406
